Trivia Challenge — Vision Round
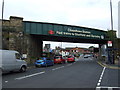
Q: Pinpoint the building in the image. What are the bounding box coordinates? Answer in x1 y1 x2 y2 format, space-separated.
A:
64 47 90 54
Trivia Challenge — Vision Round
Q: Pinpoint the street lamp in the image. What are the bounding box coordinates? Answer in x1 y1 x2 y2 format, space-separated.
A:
110 0 113 30
1 0 4 49
109 0 115 64
2 0 4 21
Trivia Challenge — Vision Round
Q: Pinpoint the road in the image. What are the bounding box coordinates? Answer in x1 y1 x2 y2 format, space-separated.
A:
2 57 120 89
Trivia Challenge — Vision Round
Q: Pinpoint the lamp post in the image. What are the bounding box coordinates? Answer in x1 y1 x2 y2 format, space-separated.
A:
110 0 115 64
110 0 113 30
2 0 4 21
1 0 4 49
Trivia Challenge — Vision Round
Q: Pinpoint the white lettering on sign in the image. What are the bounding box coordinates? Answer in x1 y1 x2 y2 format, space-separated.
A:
91 35 100 38
55 30 101 39
56 31 63 35
63 32 72 35
75 33 86 37
68 28 91 34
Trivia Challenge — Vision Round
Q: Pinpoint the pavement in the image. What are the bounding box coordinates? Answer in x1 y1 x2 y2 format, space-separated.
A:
96 59 120 70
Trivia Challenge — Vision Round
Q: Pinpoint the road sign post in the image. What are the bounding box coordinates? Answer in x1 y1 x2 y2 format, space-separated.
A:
107 41 114 64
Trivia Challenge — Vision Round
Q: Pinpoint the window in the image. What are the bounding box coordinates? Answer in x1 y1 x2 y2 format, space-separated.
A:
15 53 21 59
54 57 61 59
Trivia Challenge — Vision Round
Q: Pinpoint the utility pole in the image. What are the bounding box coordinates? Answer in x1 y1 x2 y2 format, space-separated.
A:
2 0 4 21
110 0 113 30
110 0 115 64
1 0 4 49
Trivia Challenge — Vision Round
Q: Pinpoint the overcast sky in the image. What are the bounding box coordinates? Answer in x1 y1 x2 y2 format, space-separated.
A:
0 0 119 49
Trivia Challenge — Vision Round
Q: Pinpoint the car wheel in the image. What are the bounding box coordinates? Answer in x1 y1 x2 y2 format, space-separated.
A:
35 65 39 68
51 63 54 66
62 61 65 64
20 66 27 72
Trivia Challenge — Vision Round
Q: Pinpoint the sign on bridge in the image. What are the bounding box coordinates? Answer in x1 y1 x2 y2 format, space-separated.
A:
23 21 107 40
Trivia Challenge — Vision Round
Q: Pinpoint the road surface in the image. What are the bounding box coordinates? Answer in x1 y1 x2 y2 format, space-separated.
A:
2 57 120 89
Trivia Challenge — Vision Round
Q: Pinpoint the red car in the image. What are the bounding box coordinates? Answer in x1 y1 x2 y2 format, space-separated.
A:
54 56 66 64
67 56 75 63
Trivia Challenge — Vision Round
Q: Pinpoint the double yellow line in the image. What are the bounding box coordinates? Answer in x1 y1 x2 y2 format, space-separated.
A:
97 61 120 70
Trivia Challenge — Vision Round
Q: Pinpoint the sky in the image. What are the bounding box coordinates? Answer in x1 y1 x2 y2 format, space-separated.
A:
43 41 99 49
0 0 119 49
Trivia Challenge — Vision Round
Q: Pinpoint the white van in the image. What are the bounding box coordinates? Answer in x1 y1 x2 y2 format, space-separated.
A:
0 50 27 73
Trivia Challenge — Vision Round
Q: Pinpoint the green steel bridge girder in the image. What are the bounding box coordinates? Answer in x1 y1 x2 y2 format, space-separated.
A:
23 21 108 44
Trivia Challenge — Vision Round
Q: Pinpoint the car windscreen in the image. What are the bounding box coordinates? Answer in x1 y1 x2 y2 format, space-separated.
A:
68 56 72 58
15 53 22 60
54 57 61 59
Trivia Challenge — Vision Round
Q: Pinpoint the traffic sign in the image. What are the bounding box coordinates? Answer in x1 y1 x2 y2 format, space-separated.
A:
108 41 112 47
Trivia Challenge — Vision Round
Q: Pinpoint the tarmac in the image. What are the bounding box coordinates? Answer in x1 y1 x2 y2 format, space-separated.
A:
27 63 35 69
27 57 120 70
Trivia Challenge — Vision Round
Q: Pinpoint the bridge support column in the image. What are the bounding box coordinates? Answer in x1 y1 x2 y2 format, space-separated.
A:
27 35 43 64
98 44 107 62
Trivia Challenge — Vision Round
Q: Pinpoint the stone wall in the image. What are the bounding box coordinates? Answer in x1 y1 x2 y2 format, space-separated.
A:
2 16 23 51
2 16 31 62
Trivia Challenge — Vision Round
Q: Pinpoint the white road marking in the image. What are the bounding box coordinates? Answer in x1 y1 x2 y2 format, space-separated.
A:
100 86 120 88
52 66 65 71
98 79 101 83
73 62 76 64
100 77 102 80
97 67 106 86
96 87 100 90
5 81 8 83
15 71 45 80
108 88 113 90
52 68 56 70
62 66 65 68
97 83 100 86
96 86 120 89
67 64 72 66
52 63 74 71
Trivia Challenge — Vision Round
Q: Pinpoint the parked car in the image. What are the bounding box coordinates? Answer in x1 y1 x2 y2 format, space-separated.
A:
35 57 54 67
0 50 27 73
62 56 67 63
67 56 75 63
54 56 66 64
83 54 92 58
